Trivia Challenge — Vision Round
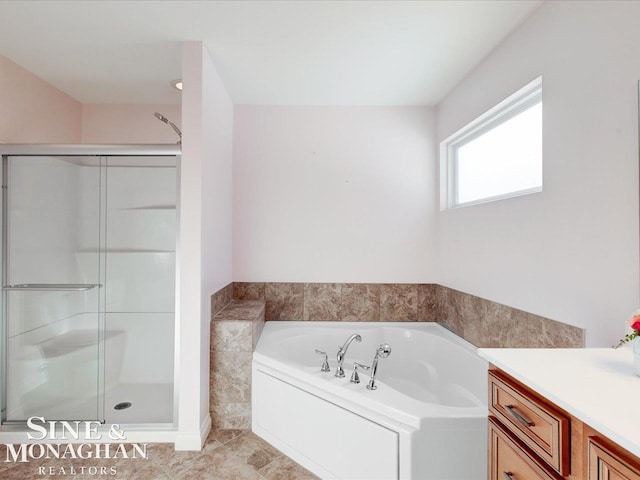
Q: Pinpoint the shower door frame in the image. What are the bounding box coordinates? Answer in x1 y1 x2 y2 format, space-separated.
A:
0 144 181 431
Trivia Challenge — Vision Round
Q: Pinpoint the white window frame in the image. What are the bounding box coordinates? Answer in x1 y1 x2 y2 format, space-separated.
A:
440 76 543 210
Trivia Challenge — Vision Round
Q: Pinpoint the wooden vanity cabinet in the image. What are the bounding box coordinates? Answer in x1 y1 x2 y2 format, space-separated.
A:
488 368 640 480
490 417 563 480
489 370 570 476
587 433 640 479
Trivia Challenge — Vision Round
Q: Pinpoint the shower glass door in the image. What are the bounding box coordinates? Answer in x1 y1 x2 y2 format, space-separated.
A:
3 155 104 422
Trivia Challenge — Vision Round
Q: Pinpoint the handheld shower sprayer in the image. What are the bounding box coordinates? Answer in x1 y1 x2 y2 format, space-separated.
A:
154 112 182 144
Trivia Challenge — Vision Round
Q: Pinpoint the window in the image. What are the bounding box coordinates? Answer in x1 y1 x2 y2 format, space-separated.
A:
441 77 542 209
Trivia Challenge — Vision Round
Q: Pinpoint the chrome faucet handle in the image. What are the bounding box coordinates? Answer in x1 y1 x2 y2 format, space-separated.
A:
315 349 330 372
355 362 371 371
350 362 370 384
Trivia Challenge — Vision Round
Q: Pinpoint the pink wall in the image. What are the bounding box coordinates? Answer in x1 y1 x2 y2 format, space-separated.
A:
436 1 640 347
199 41 233 433
0 54 181 145
177 41 233 450
0 54 81 143
81 104 181 144
233 106 437 283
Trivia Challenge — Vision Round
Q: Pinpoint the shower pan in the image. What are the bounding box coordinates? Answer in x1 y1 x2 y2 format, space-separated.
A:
0 145 179 432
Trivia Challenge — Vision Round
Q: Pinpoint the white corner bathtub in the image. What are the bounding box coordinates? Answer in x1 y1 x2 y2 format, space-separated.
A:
252 322 488 480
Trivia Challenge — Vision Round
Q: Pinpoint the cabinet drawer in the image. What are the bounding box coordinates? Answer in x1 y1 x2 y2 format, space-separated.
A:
588 437 640 479
490 417 563 480
489 370 570 476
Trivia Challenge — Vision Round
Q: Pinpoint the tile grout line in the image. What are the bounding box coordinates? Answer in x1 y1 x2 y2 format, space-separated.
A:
155 460 176 480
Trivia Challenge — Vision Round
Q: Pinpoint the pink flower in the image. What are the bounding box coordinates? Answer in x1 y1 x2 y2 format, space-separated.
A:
614 312 640 347
628 315 640 331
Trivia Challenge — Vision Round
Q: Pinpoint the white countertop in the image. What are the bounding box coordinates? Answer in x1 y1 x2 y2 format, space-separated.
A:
479 346 640 458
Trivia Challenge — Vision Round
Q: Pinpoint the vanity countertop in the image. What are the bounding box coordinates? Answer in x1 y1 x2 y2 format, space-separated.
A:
479 347 640 458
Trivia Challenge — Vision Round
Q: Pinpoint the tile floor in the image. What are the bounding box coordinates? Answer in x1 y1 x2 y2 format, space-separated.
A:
0 430 319 480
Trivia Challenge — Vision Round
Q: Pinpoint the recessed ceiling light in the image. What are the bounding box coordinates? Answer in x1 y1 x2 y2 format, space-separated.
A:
171 79 183 91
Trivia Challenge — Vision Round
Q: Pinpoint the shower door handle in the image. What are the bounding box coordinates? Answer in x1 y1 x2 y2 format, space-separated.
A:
3 284 101 291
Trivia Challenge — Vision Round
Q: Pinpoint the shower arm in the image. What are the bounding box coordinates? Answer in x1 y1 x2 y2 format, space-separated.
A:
167 120 182 140
154 112 182 144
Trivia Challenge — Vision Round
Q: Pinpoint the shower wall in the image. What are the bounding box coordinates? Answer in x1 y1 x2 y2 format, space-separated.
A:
101 161 175 388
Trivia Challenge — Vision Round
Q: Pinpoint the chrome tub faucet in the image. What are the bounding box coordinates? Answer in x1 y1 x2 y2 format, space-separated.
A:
335 333 362 377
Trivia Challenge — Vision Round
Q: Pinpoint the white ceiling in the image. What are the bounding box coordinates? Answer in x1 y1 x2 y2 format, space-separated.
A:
0 0 542 106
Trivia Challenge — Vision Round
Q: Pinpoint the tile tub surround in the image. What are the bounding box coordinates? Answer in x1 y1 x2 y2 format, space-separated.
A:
207 283 582 430
229 282 583 348
211 282 234 317
435 285 585 348
234 282 437 322
210 300 265 429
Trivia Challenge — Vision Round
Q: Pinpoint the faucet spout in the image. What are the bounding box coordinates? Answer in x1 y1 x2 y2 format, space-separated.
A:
335 333 362 377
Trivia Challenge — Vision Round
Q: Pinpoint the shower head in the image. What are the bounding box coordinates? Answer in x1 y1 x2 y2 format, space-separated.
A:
154 112 182 144
154 112 168 123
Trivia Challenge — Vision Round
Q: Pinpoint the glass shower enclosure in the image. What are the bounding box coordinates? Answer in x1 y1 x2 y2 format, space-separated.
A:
0 145 179 428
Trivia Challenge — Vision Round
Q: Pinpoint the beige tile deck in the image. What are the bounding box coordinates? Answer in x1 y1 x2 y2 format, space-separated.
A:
0 431 319 480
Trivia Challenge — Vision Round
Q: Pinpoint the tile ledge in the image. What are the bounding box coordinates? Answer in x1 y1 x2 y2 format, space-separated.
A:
213 300 265 322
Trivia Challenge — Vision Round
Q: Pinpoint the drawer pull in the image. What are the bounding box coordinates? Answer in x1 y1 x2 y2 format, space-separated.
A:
502 472 515 480
505 404 535 427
